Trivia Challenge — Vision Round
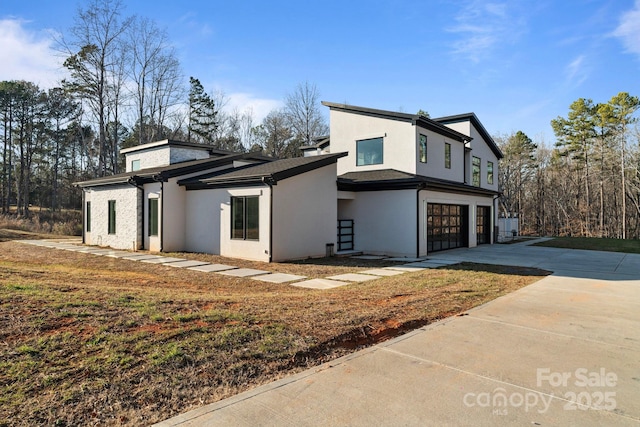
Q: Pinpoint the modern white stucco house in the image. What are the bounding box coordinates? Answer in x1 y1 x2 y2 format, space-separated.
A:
77 102 502 261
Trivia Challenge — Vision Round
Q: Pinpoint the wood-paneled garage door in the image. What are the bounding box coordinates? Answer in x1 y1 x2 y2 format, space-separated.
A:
427 203 468 252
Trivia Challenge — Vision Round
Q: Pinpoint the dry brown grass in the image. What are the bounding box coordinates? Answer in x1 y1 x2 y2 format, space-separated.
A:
0 240 550 426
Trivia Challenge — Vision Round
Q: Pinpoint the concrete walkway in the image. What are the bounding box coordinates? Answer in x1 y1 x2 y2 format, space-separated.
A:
156 240 640 426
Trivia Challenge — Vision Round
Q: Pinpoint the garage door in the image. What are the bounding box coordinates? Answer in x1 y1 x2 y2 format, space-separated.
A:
427 203 468 252
476 205 491 244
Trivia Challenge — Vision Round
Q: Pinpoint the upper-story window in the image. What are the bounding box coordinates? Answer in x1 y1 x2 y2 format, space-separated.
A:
356 137 383 166
444 143 451 169
131 159 141 171
419 134 427 163
487 161 494 185
472 156 481 187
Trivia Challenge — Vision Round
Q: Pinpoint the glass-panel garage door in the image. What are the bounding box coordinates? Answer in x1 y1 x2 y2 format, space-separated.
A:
477 205 491 245
427 203 468 252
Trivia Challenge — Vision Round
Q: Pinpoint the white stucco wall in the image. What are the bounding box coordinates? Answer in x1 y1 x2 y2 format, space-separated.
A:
329 109 416 175
84 185 141 250
338 189 417 257
143 183 162 252
184 188 226 254
271 164 338 261
414 126 466 183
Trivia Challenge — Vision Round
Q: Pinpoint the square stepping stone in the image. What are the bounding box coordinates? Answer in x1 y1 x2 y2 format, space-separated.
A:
291 278 348 289
384 257 427 262
87 249 119 255
165 260 210 268
188 264 237 272
105 252 136 258
351 255 386 260
217 268 269 277
141 257 185 264
360 268 405 276
326 273 379 282
121 254 164 261
383 264 427 272
252 273 306 283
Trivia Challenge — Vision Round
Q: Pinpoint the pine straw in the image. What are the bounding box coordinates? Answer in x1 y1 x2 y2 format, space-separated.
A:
0 241 550 426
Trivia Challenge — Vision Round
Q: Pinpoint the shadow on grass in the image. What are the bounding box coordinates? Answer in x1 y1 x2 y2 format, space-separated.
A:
445 262 553 277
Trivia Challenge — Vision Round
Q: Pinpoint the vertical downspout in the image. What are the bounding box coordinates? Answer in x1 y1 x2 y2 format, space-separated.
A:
127 177 145 250
262 177 274 262
81 190 86 244
492 194 499 244
416 183 426 258
160 180 164 252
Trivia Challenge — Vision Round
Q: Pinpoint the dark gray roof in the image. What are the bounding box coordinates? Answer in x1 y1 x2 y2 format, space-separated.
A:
338 169 499 196
322 101 471 143
120 139 236 156
181 152 348 189
433 113 503 159
75 152 273 188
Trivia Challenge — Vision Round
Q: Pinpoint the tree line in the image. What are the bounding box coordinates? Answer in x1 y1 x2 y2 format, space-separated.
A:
0 0 327 216
498 92 640 239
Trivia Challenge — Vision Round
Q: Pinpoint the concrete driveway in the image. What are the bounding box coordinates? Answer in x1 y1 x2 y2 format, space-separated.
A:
155 240 640 426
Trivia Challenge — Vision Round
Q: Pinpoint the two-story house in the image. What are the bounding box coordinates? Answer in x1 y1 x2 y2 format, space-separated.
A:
76 102 502 262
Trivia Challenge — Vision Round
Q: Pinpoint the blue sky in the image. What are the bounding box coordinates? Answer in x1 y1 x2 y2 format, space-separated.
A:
1 0 639 143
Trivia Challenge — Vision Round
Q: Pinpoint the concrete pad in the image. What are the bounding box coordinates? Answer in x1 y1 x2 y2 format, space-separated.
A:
383 264 427 272
217 268 269 277
359 268 405 277
165 260 210 268
326 273 380 282
290 279 348 289
140 257 185 264
384 257 426 262
423 258 461 265
188 264 237 272
86 249 121 256
121 254 165 261
251 273 306 283
350 255 386 260
104 251 137 258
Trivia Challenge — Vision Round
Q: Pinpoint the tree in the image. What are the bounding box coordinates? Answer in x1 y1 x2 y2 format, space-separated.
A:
498 131 537 221
284 81 328 154
252 109 292 158
417 109 430 118
187 77 218 144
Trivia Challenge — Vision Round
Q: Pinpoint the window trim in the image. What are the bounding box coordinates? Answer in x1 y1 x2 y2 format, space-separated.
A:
444 143 451 169
231 196 260 241
356 137 384 166
487 161 494 185
108 200 116 235
148 198 159 237
419 134 427 163
86 201 91 232
472 156 481 187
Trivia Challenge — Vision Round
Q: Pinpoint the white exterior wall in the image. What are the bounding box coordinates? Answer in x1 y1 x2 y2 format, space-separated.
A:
221 187 271 261
414 126 466 182
143 183 162 252
329 109 416 175
84 185 141 250
271 164 338 261
124 146 211 172
161 177 186 252
338 189 416 257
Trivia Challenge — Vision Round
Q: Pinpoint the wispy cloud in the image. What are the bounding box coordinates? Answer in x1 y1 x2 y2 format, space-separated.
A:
0 18 65 87
447 1 526 63
565 54 589 88
225 92 282 123
612 0 640 57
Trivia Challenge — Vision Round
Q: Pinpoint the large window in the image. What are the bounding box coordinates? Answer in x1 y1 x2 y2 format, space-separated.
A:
444 143 451 169
148 198 158 236
419 134 427 163
356 137 383 166
131 159 140 171
472 156 481 187
487 161 494 185
231 196 259 240
86 201 91 232
108 200 116 234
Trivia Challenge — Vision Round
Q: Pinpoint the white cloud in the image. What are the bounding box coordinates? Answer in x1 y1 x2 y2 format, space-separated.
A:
224 92 282 123
612 0 640 57
565 54 589 88
447 1 525 63
0 18 66 88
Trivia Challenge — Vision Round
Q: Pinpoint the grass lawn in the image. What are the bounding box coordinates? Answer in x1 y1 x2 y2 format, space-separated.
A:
533 236 640 254
0 232 549 426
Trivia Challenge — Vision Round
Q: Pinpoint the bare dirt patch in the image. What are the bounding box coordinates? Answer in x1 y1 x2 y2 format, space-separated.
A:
0 241 549 426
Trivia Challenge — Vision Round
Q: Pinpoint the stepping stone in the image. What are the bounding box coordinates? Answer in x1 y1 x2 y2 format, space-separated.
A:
217 268 269 277
121 254 164 261
383 264 428 272
326 273 380 282
141 257 186 264
165 260 210 268
188 264 237 272
384 257 427 262
351 255 386 260
360 268 405 276
87 249 119 255
291 278 348 289
105 252 136 258
252 273 306 283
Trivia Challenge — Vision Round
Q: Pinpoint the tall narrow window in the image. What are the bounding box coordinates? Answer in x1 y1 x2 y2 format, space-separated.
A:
419 134 427 163
148 198 158 236
86 201 91 232
472 156 481 187
131 159 140 171
356 137 383 166
231 196 259 240
108 200 116 234
487 161 494 185
444 143 451 169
